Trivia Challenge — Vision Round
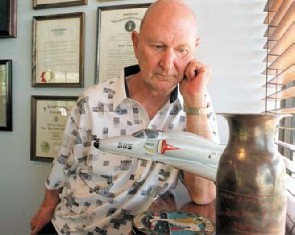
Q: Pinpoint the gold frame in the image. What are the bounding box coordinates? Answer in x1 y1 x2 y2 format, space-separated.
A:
0 60 12 131
32 12 85 87
95 3 150 82
30 95 78 162
0 0 17 38
33 0 87 9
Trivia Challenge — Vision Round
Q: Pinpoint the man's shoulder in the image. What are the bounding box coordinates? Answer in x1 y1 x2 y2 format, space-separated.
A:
77 77 120 103
84 77 118 93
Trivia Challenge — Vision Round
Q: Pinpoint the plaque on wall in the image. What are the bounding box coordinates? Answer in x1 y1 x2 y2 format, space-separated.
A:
30 95 77 161
33 0 87 9
0 60 12 131
0 0 17 38
32 12 85 87
95 4 150 83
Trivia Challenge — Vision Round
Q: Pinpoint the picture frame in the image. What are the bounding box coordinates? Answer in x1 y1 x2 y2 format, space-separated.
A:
0 60 12 131
30 95 78 162
32 12 85 87
33 0 87 9
95 3 150 83
0 0 17 38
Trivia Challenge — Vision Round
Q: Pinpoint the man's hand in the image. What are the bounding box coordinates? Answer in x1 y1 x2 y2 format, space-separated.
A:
30 189 60 235
30 205 55 235
180 59 212 108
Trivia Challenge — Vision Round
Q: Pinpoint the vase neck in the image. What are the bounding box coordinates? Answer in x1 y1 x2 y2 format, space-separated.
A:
224 114 281 142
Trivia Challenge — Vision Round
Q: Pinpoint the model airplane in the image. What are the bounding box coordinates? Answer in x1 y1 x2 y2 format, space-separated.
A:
93 129 225 181
94 128 295 194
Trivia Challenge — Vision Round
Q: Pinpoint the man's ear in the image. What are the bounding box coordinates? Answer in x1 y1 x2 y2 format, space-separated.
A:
132 31 139 59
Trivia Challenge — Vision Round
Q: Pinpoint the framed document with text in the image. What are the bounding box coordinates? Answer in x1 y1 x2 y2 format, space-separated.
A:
33 0 87 9
0 60 12 131
31 95 77 162
95 4 150 83
0 0 17 38
32 12 85 87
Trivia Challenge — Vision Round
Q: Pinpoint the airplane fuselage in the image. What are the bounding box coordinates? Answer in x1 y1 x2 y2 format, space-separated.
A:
94 129 225 181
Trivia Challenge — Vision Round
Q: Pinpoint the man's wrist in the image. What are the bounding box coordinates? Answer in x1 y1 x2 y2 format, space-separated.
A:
183 105 210 115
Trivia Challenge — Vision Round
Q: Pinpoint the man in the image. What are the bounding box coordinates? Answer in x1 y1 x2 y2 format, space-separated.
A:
31 0 219 234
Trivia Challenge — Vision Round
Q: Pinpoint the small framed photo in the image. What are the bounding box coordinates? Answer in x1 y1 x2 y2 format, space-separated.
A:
96 3 150 83
0 60 12 131
31 95 78 162
33 0 87 9
0 0 17 38
32 12 85 87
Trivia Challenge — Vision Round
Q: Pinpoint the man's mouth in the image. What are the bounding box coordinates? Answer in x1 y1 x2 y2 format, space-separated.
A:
156 74 175 80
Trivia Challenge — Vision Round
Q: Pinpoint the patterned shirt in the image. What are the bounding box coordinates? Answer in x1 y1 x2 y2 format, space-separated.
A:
46 65 219 235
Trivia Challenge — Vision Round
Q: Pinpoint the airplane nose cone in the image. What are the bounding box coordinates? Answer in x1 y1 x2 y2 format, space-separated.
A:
93 139 100 149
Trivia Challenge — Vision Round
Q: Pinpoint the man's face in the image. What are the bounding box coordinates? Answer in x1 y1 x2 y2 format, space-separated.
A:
132 15 198 94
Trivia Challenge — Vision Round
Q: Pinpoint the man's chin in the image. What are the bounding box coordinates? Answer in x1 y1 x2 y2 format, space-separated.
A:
154 82 177 93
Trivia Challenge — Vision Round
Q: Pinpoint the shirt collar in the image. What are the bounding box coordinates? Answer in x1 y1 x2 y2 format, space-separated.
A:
113 65 179 108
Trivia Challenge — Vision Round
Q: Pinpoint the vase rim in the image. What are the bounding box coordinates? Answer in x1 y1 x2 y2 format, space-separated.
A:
216 113 290 121
217 113 290 117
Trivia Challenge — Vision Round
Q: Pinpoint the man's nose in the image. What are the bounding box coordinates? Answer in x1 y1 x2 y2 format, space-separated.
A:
159 49 176 70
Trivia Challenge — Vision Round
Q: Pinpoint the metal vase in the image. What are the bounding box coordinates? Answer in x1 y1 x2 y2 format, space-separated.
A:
216 114 287 235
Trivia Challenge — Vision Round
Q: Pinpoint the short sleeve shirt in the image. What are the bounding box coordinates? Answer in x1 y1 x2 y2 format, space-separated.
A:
46 65 219 235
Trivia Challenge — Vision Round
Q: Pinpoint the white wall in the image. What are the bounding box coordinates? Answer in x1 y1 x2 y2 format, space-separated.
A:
0 0 266 234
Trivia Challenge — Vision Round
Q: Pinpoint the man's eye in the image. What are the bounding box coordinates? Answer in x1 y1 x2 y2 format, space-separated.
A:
176 48 189 57
153 45 164 51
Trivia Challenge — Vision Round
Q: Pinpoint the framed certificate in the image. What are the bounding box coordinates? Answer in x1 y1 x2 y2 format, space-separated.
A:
31 95 78 162
0 0 17 38
96 4 150 83
33 0 87 9
32 12 85 87
0 60 12 131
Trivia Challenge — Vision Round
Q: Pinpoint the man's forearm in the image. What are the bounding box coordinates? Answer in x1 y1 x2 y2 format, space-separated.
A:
185 114 212 139
184 113 216 205
42 188 60 209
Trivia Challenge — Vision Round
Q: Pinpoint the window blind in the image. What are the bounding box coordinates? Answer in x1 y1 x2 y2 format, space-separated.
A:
263 0 295 234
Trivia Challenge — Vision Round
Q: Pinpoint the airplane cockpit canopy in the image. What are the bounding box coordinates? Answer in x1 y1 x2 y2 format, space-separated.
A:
132 129 160 139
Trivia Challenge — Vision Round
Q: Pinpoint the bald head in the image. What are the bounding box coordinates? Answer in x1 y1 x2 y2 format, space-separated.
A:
140 0 198 37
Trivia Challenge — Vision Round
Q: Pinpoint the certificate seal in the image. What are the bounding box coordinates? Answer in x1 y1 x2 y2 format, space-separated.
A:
125 20 136 32
41 141 50 153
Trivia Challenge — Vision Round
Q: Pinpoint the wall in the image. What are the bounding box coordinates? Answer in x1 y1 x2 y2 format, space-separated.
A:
0 0 266 234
